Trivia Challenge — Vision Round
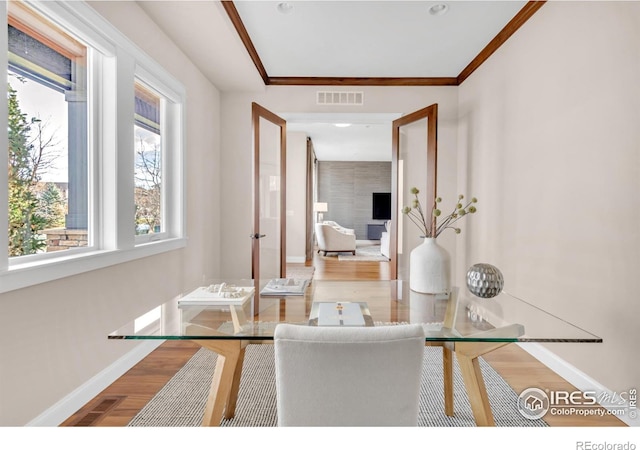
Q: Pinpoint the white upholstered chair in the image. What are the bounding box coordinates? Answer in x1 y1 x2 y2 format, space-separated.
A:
380 220 391 259
274 323 425 426
322 220 355 235
315 223 356 256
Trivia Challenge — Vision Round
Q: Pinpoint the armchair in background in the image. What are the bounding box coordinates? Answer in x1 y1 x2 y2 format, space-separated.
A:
315 223 356 256
322 220 355 235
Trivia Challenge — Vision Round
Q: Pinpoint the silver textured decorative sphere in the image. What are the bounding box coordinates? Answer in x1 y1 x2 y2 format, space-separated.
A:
466 263 504 298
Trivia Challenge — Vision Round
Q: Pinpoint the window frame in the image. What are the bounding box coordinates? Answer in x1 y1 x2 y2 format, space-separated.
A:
0 1 186 294
133 70 176 246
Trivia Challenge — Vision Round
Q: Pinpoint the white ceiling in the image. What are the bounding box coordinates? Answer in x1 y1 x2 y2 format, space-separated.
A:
136 0 265 92
284 113 401 161
136 0 530 161
233 0 526 78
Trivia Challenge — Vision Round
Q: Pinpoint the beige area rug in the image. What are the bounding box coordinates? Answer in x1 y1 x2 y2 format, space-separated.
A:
337 244 389 262
127 345 548 427
285 264 315 280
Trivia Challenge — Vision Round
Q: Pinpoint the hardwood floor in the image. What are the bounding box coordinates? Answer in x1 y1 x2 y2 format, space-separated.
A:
60 253 625 427
311 249 391 281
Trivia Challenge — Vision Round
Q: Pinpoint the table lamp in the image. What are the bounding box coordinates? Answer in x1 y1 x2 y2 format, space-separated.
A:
314 202 328 223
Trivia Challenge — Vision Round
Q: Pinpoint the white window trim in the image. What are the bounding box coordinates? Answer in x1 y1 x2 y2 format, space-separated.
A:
0 1 186 294
133 68 182 246
0 2 9 276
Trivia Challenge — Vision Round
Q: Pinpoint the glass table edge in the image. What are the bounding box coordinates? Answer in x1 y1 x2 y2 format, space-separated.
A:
108 281 604 344
107 335 603 343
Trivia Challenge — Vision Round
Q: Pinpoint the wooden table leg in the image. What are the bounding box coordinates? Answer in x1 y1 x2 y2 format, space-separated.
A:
443 345 454 417
456 353 495 426
426 342 455 417
455 341 510 427
193 340 243 427
224 346 246 419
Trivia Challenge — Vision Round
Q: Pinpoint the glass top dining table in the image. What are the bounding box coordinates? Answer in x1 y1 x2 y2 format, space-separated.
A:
108 279 601 427
108 278 601 344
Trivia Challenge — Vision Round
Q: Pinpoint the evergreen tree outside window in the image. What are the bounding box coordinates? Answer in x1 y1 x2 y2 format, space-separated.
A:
7 1 88 257
1 1 186 293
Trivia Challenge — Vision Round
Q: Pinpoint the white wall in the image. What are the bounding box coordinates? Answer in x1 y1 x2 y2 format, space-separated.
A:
220 86 459 278
457 1 640 393
286 131 308 263
0 1 222 425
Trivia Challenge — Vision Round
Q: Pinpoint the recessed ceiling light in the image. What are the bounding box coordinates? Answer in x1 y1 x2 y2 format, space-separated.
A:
334 123 352 128
429 4 449 16
277 2 294 14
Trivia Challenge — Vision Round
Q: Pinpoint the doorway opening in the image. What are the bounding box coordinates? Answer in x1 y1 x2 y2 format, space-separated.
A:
282 112 401 281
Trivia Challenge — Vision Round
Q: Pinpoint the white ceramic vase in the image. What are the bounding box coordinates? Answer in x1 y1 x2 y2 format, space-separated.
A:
409 237 451 294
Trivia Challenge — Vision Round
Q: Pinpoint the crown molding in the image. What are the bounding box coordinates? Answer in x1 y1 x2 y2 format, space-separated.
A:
457 1 546 84
221 0 269 85
222 1 546 87
267 77 458 86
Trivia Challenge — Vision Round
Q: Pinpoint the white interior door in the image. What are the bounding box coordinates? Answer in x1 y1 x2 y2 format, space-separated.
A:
251 103 286 304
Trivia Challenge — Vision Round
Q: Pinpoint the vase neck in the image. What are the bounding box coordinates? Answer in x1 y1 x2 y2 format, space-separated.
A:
421 236 437 243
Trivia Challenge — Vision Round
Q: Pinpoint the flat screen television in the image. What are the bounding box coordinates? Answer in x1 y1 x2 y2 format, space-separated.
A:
372 192 391 220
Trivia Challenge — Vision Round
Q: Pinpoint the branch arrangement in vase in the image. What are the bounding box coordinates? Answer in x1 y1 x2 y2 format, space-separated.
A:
402 187 478 238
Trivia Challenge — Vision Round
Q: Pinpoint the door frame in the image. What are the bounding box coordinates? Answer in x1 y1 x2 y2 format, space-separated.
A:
251 102 287 300
391 104 438 279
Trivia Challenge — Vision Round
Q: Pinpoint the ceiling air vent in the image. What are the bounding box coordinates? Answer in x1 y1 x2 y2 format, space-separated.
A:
317 91 364 106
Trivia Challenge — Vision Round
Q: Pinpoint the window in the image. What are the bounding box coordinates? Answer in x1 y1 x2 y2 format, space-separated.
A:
1 1 186 293
7 1 89 257
134 80 163 238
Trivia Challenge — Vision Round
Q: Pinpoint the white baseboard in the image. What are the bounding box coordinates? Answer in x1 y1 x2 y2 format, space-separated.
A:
27 340 164 426
286 256 306 263
517 343 639 427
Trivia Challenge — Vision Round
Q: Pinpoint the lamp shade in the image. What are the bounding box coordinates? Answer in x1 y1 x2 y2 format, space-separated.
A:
314 202 328 213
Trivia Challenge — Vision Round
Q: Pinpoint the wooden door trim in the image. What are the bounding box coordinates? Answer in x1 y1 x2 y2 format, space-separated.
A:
251 102 287 299
391 104 438 279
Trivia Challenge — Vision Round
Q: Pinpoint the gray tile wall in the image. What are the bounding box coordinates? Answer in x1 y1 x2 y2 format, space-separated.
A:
318 161 391 239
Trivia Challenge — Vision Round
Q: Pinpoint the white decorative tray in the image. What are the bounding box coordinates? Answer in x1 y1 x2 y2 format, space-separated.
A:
178 284 255 306
308 301 373 327
317 302 365 326
260 278 309 296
